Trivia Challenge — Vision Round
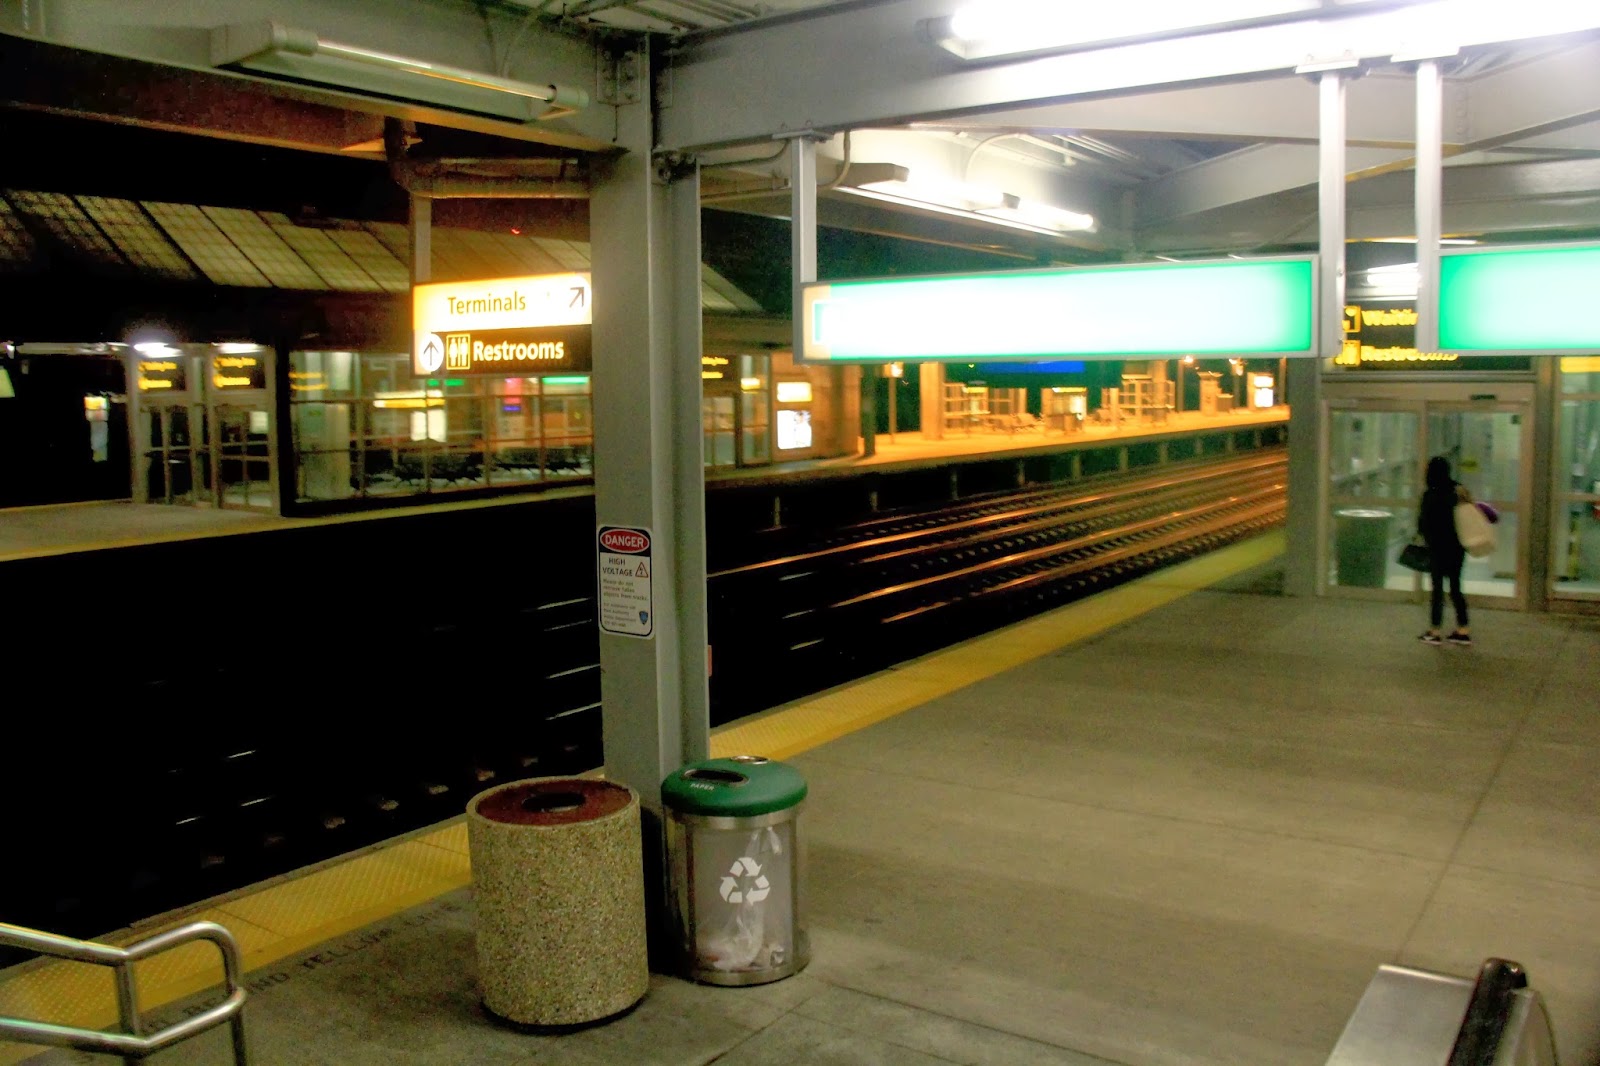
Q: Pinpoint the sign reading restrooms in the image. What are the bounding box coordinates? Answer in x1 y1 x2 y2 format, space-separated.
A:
413 272 593 376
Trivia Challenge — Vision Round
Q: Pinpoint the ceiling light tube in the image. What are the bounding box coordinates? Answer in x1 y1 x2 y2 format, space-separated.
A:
981 199 1097 233
856 176 1012 211
212 22 588 119
928 0 1324 61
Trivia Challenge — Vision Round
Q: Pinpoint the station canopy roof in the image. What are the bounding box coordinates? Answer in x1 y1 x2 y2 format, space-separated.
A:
0 187 762 313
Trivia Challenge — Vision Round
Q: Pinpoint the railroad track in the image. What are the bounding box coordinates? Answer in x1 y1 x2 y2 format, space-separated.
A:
1 448 1285 948
708 449 1286 718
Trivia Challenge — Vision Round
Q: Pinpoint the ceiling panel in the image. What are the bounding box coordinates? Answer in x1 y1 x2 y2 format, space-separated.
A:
261 212 386 292
203 206 329 290
5 189 127 271
142 201 271 287
75 196 197 281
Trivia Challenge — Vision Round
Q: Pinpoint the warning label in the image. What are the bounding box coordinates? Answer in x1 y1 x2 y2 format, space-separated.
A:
597 525 653 638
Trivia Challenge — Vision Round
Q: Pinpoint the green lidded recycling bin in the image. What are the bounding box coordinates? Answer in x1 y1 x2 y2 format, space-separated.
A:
662 756 808 986
1334 508 1394 588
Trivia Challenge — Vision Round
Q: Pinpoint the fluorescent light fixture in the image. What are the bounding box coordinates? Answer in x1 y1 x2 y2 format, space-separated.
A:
134 341 180 357
216 342 264 354
981 199 1096 234
931 0 1322 60
1366 236 1480 245
855 177 1010 211
851 175 1096 236
212 22 588 122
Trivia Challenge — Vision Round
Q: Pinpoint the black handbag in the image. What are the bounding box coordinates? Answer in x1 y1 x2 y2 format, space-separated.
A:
1398 540 1431 573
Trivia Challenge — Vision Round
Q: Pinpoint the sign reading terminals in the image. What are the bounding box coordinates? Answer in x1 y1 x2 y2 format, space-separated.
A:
413 272 593 376
597 525 653 639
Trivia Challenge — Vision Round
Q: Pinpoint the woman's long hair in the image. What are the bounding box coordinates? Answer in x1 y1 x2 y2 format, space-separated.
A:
1426 455 1453 490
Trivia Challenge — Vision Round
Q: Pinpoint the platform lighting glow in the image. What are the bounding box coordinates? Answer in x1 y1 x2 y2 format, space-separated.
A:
1439 244 1600 351
801 258 1315 363
134 341 180 357
983 200 1097 234
939 0 1600 62
215 342 263 354
853 176 1096 234
943 0 1323 59
856 177 1009 211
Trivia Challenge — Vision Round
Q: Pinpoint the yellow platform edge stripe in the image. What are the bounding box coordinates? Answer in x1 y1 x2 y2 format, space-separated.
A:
0 530 1283 1062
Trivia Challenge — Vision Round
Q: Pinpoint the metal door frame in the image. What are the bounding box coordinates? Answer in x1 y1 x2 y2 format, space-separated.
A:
1320 380 1535 610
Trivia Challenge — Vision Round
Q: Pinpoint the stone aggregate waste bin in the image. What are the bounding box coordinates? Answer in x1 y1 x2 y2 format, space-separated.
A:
1334 508 1394 588
662 756 808 987
467 778 648 1026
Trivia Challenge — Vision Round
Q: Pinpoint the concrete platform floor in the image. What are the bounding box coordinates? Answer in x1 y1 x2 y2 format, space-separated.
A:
20 570 1600 1066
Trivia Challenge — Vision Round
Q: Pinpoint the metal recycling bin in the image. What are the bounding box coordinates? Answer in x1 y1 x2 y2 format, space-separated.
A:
1334 507 1394 588
662 756 808 986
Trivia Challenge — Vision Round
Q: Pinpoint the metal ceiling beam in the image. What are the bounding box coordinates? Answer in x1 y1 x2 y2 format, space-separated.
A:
1459 38 1600 150
910 74 1422 149
1139 156 1600 250
0 32 389 157
659 0 1600 152
0 0 617 152
1137 142 1412 226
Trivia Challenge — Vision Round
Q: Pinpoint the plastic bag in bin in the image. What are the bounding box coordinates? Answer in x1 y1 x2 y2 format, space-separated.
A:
696 827 789 972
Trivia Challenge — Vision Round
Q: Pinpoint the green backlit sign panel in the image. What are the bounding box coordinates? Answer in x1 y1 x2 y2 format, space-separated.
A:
1440 244 1600 353
799 257 1316 363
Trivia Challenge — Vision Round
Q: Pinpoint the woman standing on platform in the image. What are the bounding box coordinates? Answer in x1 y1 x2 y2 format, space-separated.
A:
1418 455 1471 646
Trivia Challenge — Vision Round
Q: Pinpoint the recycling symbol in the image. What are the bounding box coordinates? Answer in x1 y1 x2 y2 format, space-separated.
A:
718 856 770 904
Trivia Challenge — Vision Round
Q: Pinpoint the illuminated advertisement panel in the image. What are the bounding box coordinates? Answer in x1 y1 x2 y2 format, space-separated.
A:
799 257 1316 364
1439 243 1600 353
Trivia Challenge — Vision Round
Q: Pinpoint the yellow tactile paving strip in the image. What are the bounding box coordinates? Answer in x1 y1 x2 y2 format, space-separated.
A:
0 530 1282 1062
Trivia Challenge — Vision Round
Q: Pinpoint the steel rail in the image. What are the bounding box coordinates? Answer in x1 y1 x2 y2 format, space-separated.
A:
0 920 249 1065
712 451 1285 578
835 482 1286 608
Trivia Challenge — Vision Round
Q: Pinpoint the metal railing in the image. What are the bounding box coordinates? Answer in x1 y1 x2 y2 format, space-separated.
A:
0 920 249 1064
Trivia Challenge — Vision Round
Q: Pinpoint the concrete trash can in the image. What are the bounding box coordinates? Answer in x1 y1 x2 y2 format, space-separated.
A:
467 778 648 1026
662 756 808 986
1334 508 1394 588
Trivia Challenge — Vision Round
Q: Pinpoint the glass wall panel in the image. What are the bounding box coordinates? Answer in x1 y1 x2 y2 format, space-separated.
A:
1553 383 1600 599
288 352 592 502
1328 410 1418 501
1427 410 1521 506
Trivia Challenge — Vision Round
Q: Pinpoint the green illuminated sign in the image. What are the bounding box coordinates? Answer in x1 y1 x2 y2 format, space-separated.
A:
799 257 1316 363
1439 244 1600 352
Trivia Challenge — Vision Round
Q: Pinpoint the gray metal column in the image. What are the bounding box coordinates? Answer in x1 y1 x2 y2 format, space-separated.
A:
1285 70 1345 598
1414 59 1443 354
790 135 818 365
590 51 710 801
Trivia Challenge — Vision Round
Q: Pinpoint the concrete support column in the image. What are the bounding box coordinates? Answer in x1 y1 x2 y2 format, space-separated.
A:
860 370 877 458
590 54 710 803
1285 71 1344 598
919 361 944 440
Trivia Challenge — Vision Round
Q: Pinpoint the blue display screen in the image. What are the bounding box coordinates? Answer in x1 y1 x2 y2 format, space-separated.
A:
969 361 1087 374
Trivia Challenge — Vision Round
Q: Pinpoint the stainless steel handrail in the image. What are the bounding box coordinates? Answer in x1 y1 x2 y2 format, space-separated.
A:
0 920 249 1064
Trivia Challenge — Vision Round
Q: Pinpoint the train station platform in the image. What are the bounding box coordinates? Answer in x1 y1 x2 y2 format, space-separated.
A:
0 408 1285 563
6 527 1596 1066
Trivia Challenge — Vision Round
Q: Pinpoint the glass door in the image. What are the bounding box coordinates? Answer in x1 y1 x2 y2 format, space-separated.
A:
1325 405 1421 593
1322 383 1533 608
215 404 274 510
702 395 735 469
1426 403 1529 604
141 404 205 505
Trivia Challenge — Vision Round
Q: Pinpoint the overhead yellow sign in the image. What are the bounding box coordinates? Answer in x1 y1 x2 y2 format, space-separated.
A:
413 272 593 376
